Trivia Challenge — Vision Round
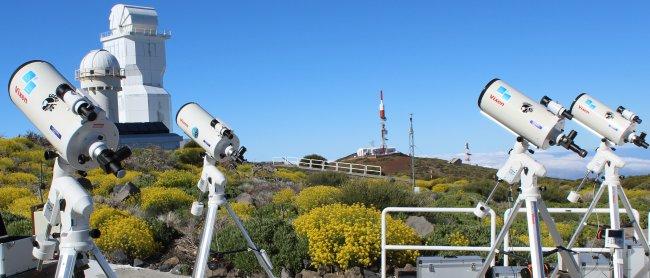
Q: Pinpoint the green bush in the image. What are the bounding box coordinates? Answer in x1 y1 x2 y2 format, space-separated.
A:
213 215 308 276
339 180 421 210
172 147 204 166
145 217 182 252
306 171 348 186
7 219 31 236
125 147 177 172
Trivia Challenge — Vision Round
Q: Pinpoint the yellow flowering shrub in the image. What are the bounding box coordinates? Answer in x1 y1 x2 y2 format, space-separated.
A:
431 184 450 193
140 187 193 214
295 186 342 213
153 169 195 188
0 138 28 155
415 179 432 189
275 168 307 183
294 203 419 269
272 188 296 205
448 230 470 246
219 202 254 221
0 157 14 171
88 170 141 196
14 150 44 162
90 206 129 228
8 196 41 218
1 172 38 186
0 187 31 209
516 222 575 247
94 215 158 258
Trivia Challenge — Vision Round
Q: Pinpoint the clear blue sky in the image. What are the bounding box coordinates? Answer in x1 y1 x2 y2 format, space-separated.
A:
2 1 650 173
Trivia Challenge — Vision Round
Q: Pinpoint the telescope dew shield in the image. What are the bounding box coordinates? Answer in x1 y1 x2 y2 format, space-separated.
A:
8 61 120 171
570 94 638 146
176 102 242 161
479 79 566 149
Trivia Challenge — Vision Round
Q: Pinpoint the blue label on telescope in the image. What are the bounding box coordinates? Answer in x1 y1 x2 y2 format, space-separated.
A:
496 86 512 102
22 71 37 94
192 127 199 138
585 99 597 110
49 125 62 139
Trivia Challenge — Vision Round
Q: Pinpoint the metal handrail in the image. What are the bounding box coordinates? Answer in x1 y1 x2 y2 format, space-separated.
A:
502 207 641 266
380 207 497 278
271 157 382 176
100 27 172 38
75 68 125 79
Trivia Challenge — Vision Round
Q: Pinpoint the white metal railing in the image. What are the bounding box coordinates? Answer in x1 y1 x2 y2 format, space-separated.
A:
100 27 171 38
380 207 497 278
75 68 125 79
271 157 382 176
502 207 640 266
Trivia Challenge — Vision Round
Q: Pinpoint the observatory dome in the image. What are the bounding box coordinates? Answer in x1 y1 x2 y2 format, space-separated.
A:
79 49 121 74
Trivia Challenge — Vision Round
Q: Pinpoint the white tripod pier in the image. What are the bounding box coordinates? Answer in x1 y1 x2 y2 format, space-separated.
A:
478 139 581 278
552 140 650 278
191 156 275 278
33 157 116 278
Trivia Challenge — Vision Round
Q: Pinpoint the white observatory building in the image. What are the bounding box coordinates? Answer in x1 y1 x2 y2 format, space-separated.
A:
77 4 181 149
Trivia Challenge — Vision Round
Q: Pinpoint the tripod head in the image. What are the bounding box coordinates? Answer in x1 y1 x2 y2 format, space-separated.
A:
8 60 130 177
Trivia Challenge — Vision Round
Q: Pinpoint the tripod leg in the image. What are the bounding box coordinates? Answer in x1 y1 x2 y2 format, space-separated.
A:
524 198 544 278
224 203 276 278
537 200 581 278
90 243 117 278
616 186 650 255
477 197 525 278
55 248 77 278
193 202 220 278
567 182 607 248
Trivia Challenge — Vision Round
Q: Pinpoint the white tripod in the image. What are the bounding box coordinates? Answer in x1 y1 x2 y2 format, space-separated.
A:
33 157 116 278
551 140 650 278
191 156 275 278
478 139 581 278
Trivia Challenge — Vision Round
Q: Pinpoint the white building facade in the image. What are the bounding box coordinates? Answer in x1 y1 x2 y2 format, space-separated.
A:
77 4 181 149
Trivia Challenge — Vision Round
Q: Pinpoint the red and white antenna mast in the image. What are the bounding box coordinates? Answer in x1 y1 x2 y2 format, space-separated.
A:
379 90 388 153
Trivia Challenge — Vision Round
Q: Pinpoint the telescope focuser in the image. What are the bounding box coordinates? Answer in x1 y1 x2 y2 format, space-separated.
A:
558 130 588 157
95 146 132 178
541 96 573 120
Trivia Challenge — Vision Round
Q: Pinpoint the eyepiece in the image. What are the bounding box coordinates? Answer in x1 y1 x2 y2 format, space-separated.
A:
95 146 132 177
540 96 551 106
558 130 588 157
633 132 648 149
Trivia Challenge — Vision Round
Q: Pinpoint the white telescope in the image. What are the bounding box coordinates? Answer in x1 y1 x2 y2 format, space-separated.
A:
175 103 273 278
556 93 650 278
476 78 583 278
569 93 647 148
479 79 587 157
8 60 130 177
8 60 130 278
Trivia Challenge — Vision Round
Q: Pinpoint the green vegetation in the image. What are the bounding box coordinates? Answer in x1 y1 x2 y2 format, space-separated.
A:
1 135 650 275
